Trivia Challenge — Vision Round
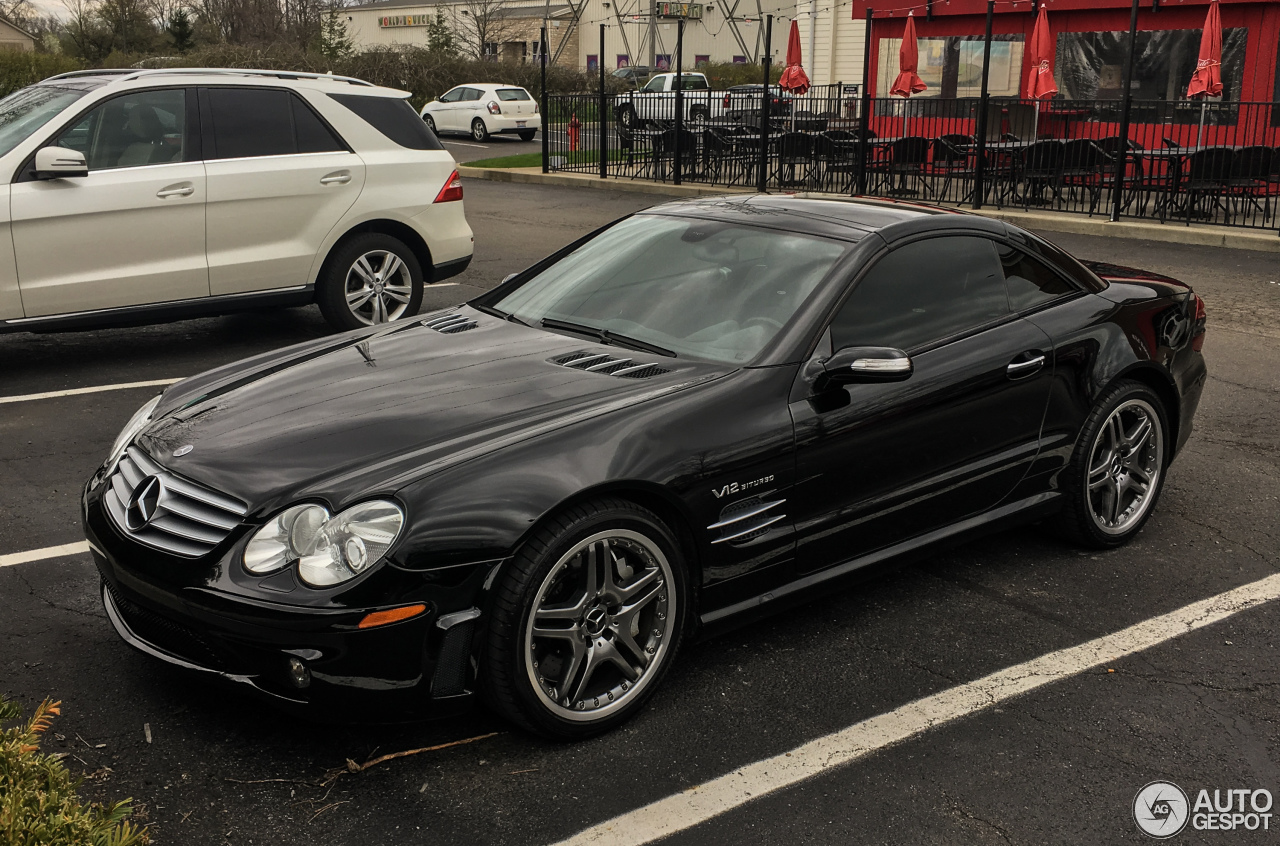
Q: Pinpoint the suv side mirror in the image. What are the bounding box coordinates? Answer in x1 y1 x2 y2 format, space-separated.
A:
34 147 88 179
819 346 913 387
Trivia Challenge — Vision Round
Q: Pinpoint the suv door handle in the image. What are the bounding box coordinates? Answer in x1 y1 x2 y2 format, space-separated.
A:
1007 353 1046 379
156 184 194 198
320 172 352 185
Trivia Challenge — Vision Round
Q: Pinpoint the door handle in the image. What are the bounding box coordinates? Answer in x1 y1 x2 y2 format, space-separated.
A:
1006 353 1046 379
156 185 194 198
320 172 352 185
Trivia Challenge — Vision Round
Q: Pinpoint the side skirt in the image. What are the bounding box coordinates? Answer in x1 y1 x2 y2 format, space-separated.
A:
1 286 315 334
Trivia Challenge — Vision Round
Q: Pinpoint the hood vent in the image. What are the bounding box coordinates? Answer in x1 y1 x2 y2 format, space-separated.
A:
551 351 671 379
708 496 786 545
422 312 478 334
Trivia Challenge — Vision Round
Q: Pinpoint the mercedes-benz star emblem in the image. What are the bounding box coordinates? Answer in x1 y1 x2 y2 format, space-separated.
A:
125 476 164 531
172 444 193 457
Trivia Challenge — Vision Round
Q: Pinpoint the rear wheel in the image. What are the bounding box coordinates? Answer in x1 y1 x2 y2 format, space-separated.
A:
471 118 489 141
518 129 536 142
483 499 690 739
1056 380 1169 548
316 233 423 332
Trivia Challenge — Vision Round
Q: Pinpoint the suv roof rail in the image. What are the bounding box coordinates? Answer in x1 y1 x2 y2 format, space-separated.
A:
49 68 376 87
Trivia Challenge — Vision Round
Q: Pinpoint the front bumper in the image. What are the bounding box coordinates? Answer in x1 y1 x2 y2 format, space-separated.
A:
83 475 488 718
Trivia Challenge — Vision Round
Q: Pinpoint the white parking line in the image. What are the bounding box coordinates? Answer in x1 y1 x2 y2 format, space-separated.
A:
0 541 90 569
554 571 1280 846
444 141 492 149
0 378 181 406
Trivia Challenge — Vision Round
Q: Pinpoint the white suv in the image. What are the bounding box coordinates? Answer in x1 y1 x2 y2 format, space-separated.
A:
0 68 474 333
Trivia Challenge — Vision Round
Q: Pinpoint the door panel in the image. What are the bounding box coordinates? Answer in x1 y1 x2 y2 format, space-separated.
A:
11 87 207 317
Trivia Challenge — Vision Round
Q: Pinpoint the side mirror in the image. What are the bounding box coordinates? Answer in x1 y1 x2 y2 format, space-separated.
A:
819 346 913 387
34 147 88 179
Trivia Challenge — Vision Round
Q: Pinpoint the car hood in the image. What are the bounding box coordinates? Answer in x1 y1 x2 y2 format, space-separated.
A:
136 307 722 514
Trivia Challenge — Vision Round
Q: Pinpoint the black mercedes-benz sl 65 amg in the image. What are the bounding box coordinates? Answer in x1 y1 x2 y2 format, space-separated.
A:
84 196 1207 739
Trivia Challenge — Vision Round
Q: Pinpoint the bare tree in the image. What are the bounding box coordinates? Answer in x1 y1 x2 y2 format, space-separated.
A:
450 0 518 60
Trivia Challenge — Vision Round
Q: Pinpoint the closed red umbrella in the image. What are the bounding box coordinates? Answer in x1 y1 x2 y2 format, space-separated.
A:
889 12 926 97
1186 0 1223 98
1024 3 1058 100
778 20 810 96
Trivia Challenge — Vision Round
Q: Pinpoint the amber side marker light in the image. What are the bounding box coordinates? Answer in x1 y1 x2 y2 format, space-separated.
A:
359 604 427 629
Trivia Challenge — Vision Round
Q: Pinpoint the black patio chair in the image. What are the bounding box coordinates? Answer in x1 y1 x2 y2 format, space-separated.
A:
1017 140 1066 209
930 134 974 204
775 131 813 188
1229 146 1274 224
1182 147 1237 226
1060 138 1111 214
870 136 931 197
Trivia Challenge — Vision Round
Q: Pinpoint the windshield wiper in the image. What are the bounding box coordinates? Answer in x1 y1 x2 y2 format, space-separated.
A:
474 303 530 327
540 318 676 358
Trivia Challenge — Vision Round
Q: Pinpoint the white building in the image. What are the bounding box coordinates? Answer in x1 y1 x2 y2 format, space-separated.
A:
344 0 866 86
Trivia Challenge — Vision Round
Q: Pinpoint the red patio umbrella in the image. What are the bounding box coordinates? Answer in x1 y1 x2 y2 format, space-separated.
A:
1187 0 1222 147
778 20 810 96
889 12 927 98
1023 4 1057 140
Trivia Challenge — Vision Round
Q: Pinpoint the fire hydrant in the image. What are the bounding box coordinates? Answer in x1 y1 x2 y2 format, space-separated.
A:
568 113 581 152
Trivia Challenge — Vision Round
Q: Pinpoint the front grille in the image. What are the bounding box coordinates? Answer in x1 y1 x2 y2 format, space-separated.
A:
550 351 671 379
105 581 229 671
104 446 247 559
421 312 478 334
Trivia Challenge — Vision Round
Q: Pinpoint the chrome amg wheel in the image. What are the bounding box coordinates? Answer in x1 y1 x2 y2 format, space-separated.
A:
344 249 413 325
523 530 676 721
1086 398 1164 535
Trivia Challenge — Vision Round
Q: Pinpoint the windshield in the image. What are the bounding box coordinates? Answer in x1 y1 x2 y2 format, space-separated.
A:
491 215 847 363
0 85 89 159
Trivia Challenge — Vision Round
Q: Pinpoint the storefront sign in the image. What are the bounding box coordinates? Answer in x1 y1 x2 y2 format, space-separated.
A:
380 14 430 27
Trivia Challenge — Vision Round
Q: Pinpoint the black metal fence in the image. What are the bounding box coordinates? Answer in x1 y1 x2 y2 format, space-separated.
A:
540 85 1280 232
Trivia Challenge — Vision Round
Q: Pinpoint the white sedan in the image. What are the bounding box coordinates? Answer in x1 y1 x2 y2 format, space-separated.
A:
421 84 541 142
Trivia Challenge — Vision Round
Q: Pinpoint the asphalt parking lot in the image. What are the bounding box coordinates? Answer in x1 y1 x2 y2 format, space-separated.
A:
2 179 1279 845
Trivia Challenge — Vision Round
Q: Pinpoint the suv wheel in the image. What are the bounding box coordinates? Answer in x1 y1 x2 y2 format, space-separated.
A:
484 499 690 740
317 233 424 331
471 118 489 142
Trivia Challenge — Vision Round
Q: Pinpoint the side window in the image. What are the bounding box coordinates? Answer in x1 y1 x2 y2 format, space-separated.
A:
439 88 464 103
642 77 666 93
464 88 484 102
997 243 1076 311
831 236 1010 352
328 93 443 150
205 88 344 159
52 89 187 171
206 88 293 158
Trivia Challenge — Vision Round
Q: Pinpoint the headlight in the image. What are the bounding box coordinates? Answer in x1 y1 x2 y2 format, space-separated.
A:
244 500 404 587
106 395 161 469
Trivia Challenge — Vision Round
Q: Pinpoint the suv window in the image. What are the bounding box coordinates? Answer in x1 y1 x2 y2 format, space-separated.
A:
53 88 188 170
204 88 344 159
0 85 92 159
328 93 444 151
831 236 1010 352
996 243 1076 311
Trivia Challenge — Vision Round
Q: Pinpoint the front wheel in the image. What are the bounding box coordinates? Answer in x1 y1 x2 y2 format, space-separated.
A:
1055 380 1169 548
483 499 690 740
471 118 489 141
423 114 437 134
316 233 424 331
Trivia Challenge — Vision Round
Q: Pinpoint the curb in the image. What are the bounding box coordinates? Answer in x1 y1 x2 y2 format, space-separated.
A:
457 166 1280 253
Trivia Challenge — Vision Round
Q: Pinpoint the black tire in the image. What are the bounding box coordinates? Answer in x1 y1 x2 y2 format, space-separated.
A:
1055 379 1170 548
518 129 536 142
423 114 437 134
471 117 489 141
690 105 709 122
316 232 424 332
617 105 637 129
483 498 692 740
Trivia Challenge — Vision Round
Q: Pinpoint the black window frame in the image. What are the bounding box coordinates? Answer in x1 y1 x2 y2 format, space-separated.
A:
198 85 350 161
16 85 200 183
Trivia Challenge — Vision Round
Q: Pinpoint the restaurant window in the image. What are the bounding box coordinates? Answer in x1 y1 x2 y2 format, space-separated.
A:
875 35 1025 98
1055 28 1248 101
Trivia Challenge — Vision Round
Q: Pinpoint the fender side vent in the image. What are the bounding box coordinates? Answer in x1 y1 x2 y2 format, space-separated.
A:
550 351 670 379
708 496 787 545
422 312 478 334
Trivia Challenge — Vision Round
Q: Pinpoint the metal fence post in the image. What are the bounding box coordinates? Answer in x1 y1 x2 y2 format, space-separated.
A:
1110 0 1140 222
856 8 872 195
972 0 994 209
541 25 549 174
674 18 685 186
757 14 772 193
599 23 608 179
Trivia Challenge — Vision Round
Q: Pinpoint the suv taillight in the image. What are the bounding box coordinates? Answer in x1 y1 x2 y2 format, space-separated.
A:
487 101 502 115
1191 293 1206 351
434 170 463 203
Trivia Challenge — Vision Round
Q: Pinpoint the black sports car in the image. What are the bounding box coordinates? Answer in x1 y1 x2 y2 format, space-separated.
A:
83 196 1207 739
